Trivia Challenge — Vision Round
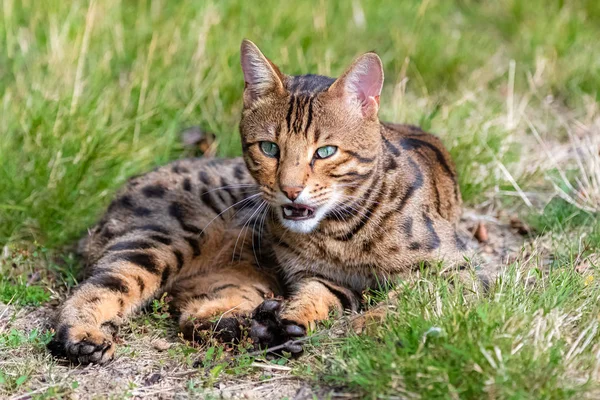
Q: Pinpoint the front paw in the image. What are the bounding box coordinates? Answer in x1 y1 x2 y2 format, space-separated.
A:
47 324 115 365
249 300 306 355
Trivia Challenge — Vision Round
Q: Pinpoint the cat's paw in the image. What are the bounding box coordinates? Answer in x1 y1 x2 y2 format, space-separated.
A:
249 299 306 355
47 324 115 365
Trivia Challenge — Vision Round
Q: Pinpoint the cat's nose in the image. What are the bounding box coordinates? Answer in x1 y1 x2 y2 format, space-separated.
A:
281 186 304 201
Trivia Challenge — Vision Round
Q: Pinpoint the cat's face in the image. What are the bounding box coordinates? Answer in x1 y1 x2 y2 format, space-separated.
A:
239 40 384 234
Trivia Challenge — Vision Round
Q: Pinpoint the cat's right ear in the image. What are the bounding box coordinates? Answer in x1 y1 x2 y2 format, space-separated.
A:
240 39 285 107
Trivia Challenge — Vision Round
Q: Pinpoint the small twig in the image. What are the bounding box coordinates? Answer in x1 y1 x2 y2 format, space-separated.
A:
249 362 291 371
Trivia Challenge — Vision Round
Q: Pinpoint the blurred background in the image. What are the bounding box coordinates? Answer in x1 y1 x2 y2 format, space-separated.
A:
0 0 599 247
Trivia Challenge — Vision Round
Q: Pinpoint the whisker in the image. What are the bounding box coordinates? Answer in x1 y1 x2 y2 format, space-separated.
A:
251 203 270 266
232 200 266 263
200 183 258 196
200 192 261 234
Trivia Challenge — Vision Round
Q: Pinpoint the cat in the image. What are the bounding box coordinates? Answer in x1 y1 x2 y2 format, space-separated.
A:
48 40 465 365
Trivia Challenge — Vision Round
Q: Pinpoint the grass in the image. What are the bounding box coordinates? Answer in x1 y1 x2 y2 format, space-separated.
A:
321 265 600 399
1 0 600 398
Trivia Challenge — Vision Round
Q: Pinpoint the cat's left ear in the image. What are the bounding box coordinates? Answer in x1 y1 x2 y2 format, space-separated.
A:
328 52 384 119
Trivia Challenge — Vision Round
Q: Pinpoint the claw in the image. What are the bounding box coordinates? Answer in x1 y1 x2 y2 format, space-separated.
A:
249 300 307 356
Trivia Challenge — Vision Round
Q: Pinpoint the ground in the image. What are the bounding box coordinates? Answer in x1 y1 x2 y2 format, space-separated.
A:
0 211 528 399
1 1 600 399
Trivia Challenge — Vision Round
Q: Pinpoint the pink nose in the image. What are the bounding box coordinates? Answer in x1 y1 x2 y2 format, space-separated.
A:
281 186 303 201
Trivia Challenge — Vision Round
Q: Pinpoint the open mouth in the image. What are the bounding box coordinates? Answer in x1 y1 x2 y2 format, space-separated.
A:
282 204 315 220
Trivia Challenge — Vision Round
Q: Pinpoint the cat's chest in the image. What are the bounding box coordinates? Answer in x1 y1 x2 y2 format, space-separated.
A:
273 230 403 291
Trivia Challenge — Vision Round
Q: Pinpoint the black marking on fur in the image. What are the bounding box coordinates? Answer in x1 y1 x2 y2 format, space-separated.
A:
285 95 295 132
168 202 202 234
286 74 335 93
422 212 441 251
345 151 376 164
190 294 209 302
142 184 167 198
174 249 184 270
305 96 315 133
149 234 172 245
433 185 442 216
335 185 381 241
216 191 228 205
213 283 239 293
134 207 152 217
136 276 146 293
136 224 170 235
88 274 130 293
111 252 160 275
383 136 400 156
400 137 458 198
402 217 414 238
200 189 223 216
234 164 247 181
198 171 211 185
344 201 378 240
385 155 398 171
314 128 321 142
316 279 358 311
329 170 373 180
160 267 171 287
396 157 424 214
108 195 134 213
219 177 237 203
183 178 192 192
184 236 201 257
409 242 421 250
294 96 307 133
107 240 154 252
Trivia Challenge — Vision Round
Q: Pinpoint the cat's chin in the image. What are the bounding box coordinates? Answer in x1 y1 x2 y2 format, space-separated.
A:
278 217 321 234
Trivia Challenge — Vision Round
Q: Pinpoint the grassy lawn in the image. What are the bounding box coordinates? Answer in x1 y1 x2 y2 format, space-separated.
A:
1 0 599 398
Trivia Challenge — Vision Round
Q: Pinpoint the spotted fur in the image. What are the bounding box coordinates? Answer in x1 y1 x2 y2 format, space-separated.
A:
49 40 464 364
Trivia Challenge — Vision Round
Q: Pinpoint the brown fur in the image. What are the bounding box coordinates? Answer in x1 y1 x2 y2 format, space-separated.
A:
48 40 465 364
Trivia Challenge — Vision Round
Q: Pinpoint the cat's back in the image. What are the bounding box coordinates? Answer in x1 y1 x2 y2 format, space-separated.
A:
381 122 462 223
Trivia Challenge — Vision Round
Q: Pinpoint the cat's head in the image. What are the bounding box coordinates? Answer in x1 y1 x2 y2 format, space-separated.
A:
239 40 384 234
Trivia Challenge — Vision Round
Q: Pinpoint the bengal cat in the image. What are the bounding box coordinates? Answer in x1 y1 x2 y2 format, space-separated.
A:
48 40 465 365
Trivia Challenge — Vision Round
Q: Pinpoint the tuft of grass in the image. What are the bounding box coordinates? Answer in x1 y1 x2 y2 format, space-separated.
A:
0 279 50 306
321 265 600 398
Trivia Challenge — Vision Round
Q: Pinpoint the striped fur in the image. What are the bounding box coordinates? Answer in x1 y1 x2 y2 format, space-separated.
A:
49 41 464 364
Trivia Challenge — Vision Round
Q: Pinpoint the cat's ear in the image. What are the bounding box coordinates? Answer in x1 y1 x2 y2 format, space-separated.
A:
328 52 384 118
240 39 285 107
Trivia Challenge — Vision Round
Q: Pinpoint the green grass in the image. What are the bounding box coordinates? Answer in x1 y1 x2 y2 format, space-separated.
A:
1 0 600 398
321 265 600 399
1 0 599 247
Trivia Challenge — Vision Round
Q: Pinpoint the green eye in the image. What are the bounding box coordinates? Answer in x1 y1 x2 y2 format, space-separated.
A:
260 141 279 157
315 145 337 159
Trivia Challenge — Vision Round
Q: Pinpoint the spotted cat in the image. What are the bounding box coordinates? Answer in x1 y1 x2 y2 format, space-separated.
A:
48 40 465 364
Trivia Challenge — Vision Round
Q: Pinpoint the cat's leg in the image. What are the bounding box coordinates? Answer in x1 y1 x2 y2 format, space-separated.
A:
172 262 279 343
249 277 361 353
48 228 188 364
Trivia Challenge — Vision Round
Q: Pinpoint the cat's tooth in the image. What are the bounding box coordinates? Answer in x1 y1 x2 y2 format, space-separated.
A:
302 209 309 217
283 207 293 217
